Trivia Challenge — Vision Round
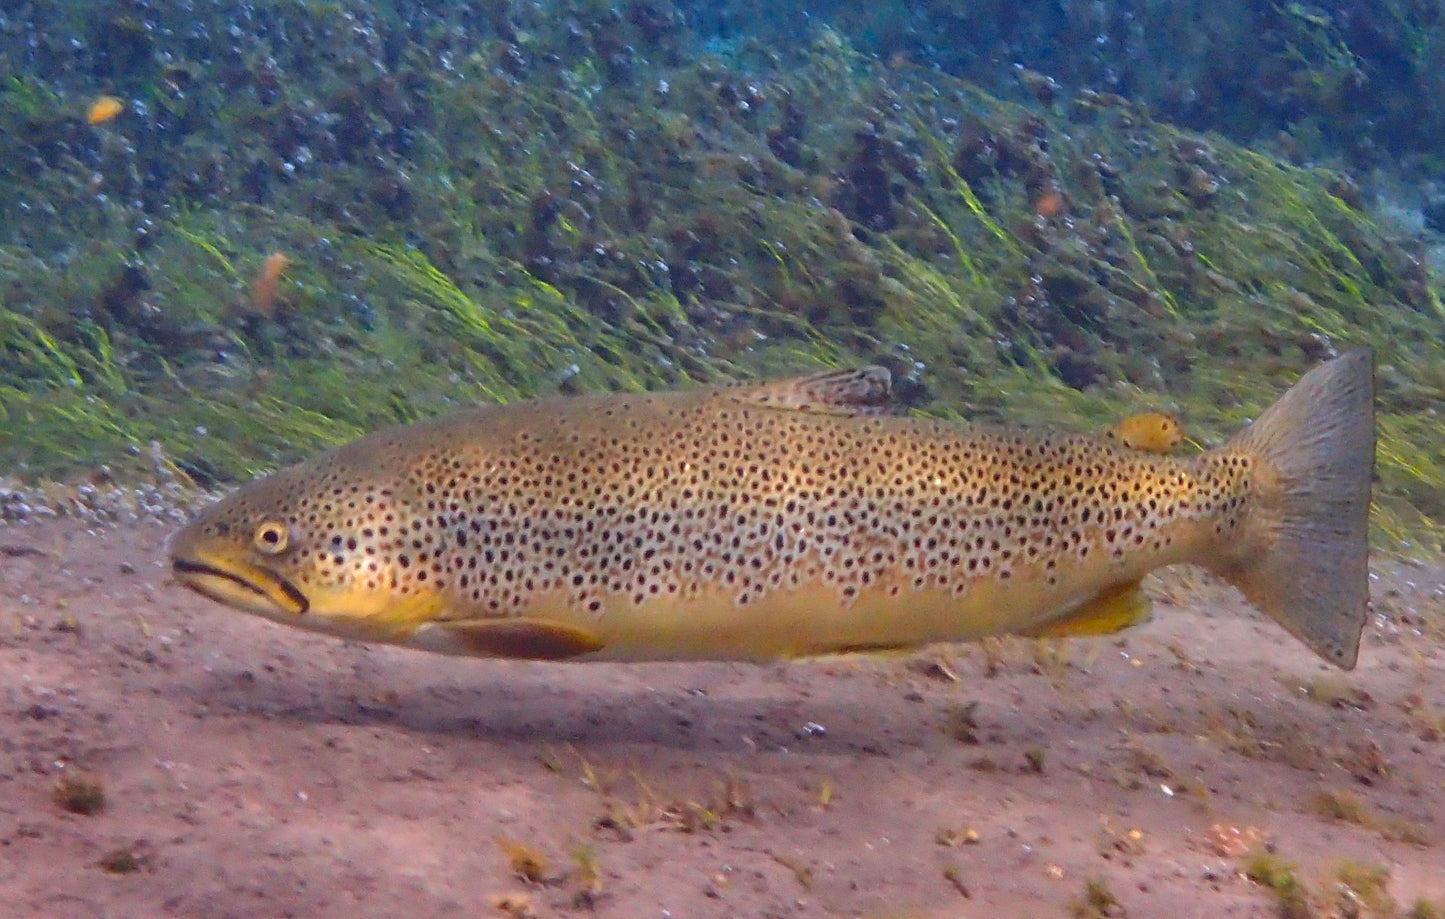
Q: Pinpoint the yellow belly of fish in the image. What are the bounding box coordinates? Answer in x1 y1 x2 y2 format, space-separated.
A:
403 544 1188 662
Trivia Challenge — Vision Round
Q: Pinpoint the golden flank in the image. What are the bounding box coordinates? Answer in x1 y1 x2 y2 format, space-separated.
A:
171 351 1374 669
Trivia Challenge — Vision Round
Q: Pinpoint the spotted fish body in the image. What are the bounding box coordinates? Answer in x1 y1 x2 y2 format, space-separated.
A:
171 352 1375 669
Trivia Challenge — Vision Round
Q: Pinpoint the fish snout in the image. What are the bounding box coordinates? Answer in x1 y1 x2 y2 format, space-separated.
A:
169 543 310 618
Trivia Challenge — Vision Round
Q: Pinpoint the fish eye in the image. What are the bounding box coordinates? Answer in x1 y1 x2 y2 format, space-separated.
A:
252 519 291 555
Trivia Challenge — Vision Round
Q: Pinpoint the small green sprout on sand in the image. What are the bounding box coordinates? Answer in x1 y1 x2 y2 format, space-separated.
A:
98 841 154 874
934 826 981 847
52 772 106 816
495 836 551 885
1243 850 1312 919
817 777 834 807
1069 876 1125 918
1280 672 1374 710
941 864 971 898
1406 898 1445 919
1309 788 1433 847
1311 787 1371 824
569 842 603 908
768 850 814 890
99 848 141 874
1332 861 1393 917
941 700 981 745
487 892 538 918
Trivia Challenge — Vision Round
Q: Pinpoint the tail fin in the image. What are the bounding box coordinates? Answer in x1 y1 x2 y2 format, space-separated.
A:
1217 349 1375 669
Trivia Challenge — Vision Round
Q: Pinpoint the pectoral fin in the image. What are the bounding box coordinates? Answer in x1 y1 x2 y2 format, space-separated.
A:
1027 581 1153 637
415 619 606 660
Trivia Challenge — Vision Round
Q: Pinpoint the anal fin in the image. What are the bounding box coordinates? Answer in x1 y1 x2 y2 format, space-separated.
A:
1026 581 1153 638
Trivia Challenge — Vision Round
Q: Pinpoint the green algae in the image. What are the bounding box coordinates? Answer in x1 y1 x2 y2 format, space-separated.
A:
0 12 1440 549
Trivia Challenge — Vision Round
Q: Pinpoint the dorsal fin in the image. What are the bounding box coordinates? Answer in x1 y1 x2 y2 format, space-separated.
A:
730 366 894 416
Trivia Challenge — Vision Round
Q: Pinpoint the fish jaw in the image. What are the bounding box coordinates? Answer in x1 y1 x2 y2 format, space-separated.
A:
171 552 310 620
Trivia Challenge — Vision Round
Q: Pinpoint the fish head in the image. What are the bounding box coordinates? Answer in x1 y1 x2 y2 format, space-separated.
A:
168 444 446 643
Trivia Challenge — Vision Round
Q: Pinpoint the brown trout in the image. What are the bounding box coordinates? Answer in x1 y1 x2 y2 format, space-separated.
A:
170 351 1374 668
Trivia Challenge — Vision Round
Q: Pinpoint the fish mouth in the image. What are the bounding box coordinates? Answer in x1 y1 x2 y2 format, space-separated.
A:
172 557 310 617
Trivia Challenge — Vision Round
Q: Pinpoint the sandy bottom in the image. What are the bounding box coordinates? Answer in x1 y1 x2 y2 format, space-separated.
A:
1 519 1443 918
